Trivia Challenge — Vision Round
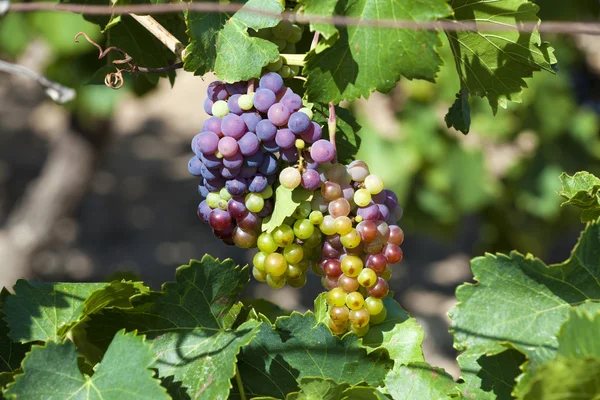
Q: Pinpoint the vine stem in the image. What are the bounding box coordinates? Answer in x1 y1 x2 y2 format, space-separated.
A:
328 102 337 163
130 14 185 59
310 32 320 51
0 59 75 103
248 78 255 93
280 53 305 66
235 365 246 400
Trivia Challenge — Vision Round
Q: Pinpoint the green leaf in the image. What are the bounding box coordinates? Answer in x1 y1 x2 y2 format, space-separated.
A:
385 362 455 400
3 280 147 342
558 171 600 222
235 312 393 399
556 308 600 359
0 291 28 390
298 0 339 40
304 0 452 103
185 0 283 81
5 330 170 400
521 357 600 400
85 256 260 400
262 187 312 233
286 377 349 400
446 0 556 114
313 104 362 164
445 89 471 134
243 298 290 323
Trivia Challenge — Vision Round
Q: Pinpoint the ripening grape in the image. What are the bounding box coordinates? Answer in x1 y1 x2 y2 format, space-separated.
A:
323 259 342 278
283 244 304 264
264 253 288 277
341 255 363 277
341 229 361 249
347 160 369 182
328 318 348 335
334 216 353 235
366 253 387 274
327 287 347 307
338 275 360 292
349 308 370 328
368 277 389 298
293 219 314 240
267 274 286 289
232 227 257 248
357 268 377 288
330 306 350 324
272 224 295 247
388 225 404 246
245 193 265 213
364 297 384 315
258 232 278 253
279 167 302 189
288 274 307 288
346 292 364 310
253 266 267 282
364 174 384 194
328 198 351 218
321 181 342 201
384 243 403 264
370 307 387 325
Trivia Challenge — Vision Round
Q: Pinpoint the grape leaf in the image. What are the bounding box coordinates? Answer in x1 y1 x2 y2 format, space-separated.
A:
3 280 148 343
313 104 362 165
297 0 339 40
558 171 600 222
261 187 312 233
449 220 600 396
0 290 28 390
303 0 452 103
185 0 283 81
243 298 290 323
556 308 600 359
385 362 455 400
234 312 393 399
84 256 260 400
5 330 170 400
286 378 388 400
446 0 556 116
445 89 471 135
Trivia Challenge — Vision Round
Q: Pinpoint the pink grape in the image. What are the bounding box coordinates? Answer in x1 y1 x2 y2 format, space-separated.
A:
218 137 239 157
310 140 335 163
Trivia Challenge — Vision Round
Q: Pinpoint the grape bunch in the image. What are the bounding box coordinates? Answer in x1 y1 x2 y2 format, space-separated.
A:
190 71 404 336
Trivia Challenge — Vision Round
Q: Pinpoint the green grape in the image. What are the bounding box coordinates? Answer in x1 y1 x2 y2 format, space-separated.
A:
319 215 337 235
341 229 361 249
350 322 369 337
253 251 268 272
266 57 283 72
293 201 311 219
346 292 365 311
287 24 304 43
341 255 363 278
349 308 370 328
273 38 287 51
280 167 302 189
327 287 347 307
364 297 384 315
212 100 229 118
264 253 288 277
370 306 387 325
238 93 254 110
357 268 377 288
217 199 228 211
289 65 300 76
257 232 279 254
245 193 265 213
220 187 232 201
253 266 267 282
298 107 313 120
364 174 384 194
267 274 286 289
328 318 348 335
259 185 273 199
296 259 310 271
334 216 353 235
255 28 273 40
206 192 221 209
294 219 314 240
288 273 307 288
381 265 392 281
330 306 350 324
303 229 322 248
279 65 293 78
283 244 304 264
309 210 324 225
272 224 295 247
283 42 296 53
354 189 372 207
287 263 303 279
272 20 292 40
295 139 305 149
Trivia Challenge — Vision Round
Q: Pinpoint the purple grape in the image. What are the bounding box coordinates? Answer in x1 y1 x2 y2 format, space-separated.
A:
259 72 284 94
228 197 248 220
191 133 201 151
200 153 222 169
223 152 244 169
256 120 277 142
207 81 228 102
268 103 291 126
280 148 298 163
258 153 278 175
280 92 302 112
249 175 268 193
219 165 240 179
357 204 381 221
226 178 247 196
188 156 203 176
241 112 262 132
237 211 259 229
341 184 354 201
310 139 335 163
209 208 232 230
221 114 246 139
204 177 225 192
377 204 390 221
198 184 209 198
203 97 213 115
238 132 260 156
226 81 247 95
254 89 276 113
300 122 322 144
275 128 296 149
200 163 219 180
239 164 258 178
372 191 386 204
288 112 311 134
197 200 212 222
301 169 321 190
228 94 243 115
322 242 341 259
214 225 234 240
384 189 398 210
262 139 280 153
258 199 274 217
218 136 239 158
195 131 219 155
245 151 264 167
202 116 223 136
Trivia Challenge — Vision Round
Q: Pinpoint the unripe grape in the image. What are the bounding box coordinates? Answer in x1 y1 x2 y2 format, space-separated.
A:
354 189 372 207
272 224 295 247
364 297 384 315
381 265 392 281
303 229 323 248
341 255 363 277
330 306 350 324
286 263 303 279
283 244 304 264
264 253 288 277
298 107 313 120
328 318 348 335
338 274 359 292
327 287 347 307
334 216 353 235
259 185 274 199
279 167 302 189
253 266 267 282
212 100 229 118
350 323 369 337
346 292 365 310
245 193 265 213
309 210 324 225
370 306 387 325
253 251 268 271
267 274 286 289
293 201 311 219
349 308 370 328
288 274 307 288
357 268 377 288
258 232 279 254
341 229 361 249
364 174 384 194
238 93 254 110
292 219 313 240
319 215 337 235
220 187 232 201
206 192 221 209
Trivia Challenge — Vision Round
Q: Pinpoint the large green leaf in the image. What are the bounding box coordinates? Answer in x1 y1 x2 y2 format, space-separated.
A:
85 256 260 400
234 312 393 399
385 362 455 400
3 280 148 343
446 0 556 116
558 171 600 222
5 330 169 400
185 0 283 81
313 104 362 165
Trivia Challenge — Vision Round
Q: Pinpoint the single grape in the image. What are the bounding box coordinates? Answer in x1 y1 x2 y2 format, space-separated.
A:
241 112 262 133
384 243 403 264
225 178 247 196
364 237 384 255
262 139 280 153
354 189 372 207
256 120 277 142
219 165 240 180
279 65 293 78
323 276 339 290
238 93 254 110
300 169 321 191
222 153 243 170
323 259 342 278
227 94 243 115
279 166 302 189
309 210 324 225
226 81 247 95
298 107 313 120
221 114 247 140
329 198 351 218
259 71 285 93
365 297 384 315
303 229 323 248
267 274 286 289
232 227 257 248
321 181 342 201
264 253 288 277
356 220 377 243
268 103 291 126
327 287 348 307
388 225 404 246
258 199 274 217
366 253 387 274
237 211 259 230
202 116 223 136
350 323 369 337
203 97 214 115
258 232 279 253
280 92 302 112
346 292 365 311
381 265 392 281
300 122 322 144
266 57 283 72
254 88 277 113
319 215 337 236
195 131 220 155
377 204 390 221
206 192 220 208
253 251 267 272
357 204 381 221
188 157 203 176
253 266 267 282
238 132 260 156
288 273 307 288
214 225 233 240
207 81 228 101
327 234 343 248
227 197 248 220
209 208 232 231
368 277 389 298
349 308 370 328
198 184 209 198
245 151 264 168
322 241 342 259
330 306 350 324
338 274 360 292
334 216 353 235
364 174 384 194
310 140 336 164
293 201 311 219
258 153 278 175
288 112 311 134
245 193 265 213
248 175 268 193
272 224 295 247
357 268 377 288
288 24 303 43
289 65 300 76
204 176 226 192
293 219 314 240
275 128 296 149
311 192 328 213
212 100 229 118
200 153 222 169
341 255 363 277
271 19 292 40
259 185 274 199
217 137 239 158
348 160 370 182
370 306 387 325
328 318 349 335
197 200 212 222
341 229 361 249
326 164 350 184
283 244 304 264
